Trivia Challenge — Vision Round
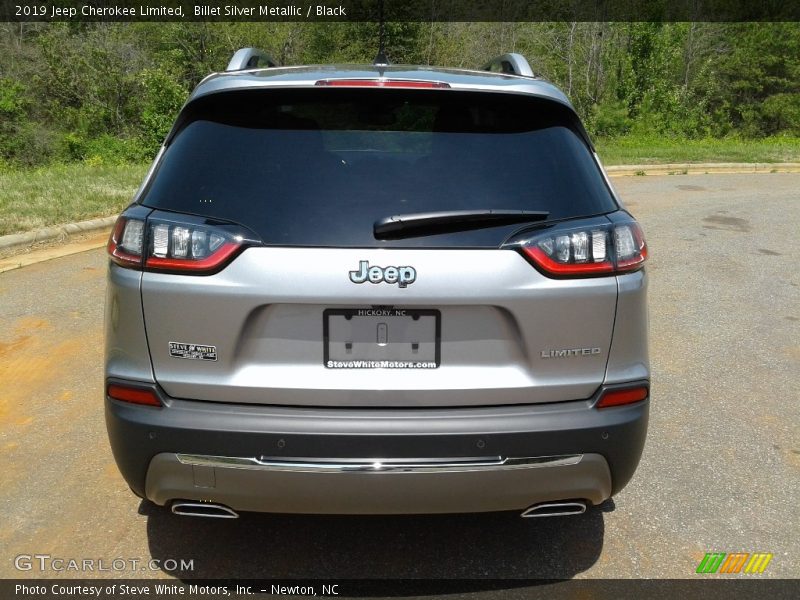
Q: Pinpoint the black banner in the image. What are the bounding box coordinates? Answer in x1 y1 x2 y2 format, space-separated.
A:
3 579 800 599
2 0 800 22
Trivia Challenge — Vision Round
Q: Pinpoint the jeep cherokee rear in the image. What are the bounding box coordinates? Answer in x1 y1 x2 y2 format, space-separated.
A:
105 50 649 518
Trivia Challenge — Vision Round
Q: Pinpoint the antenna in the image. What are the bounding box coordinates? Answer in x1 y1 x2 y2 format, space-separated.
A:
373 0 389 66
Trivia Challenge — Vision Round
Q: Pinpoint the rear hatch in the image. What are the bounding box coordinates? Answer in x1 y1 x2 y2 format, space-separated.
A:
138 86 620 407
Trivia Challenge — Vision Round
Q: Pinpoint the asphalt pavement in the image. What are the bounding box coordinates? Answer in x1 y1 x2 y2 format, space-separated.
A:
0 172 797 583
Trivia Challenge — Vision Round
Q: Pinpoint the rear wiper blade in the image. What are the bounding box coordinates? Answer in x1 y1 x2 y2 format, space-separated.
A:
374 209 550 240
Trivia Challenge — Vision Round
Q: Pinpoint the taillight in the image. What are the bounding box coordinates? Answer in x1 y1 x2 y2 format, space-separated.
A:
107 212 258 275
315 79 450 89
515 219 647 278
107 384 162 407
108 217 145 268
596 385 649 409
144 221 243 273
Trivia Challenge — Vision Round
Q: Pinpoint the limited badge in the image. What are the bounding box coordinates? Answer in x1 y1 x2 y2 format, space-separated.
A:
169 341 217 361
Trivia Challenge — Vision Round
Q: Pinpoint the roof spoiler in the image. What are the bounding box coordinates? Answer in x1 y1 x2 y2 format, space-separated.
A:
226 48 277 72
483 53 534 77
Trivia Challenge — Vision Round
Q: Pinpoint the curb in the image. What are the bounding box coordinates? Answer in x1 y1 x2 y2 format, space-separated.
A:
605 162 800 177
1 162 799 258
0 215 117 253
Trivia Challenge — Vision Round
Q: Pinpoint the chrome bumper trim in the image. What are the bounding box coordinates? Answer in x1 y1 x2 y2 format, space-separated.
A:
176 453 583 473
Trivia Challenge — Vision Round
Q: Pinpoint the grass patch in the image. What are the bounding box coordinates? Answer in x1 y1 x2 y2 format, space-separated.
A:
0 162 147 236
595 135 800 165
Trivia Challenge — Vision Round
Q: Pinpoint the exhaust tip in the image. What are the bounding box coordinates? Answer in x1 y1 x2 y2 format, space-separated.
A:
521 501 587 518
171 501 239 519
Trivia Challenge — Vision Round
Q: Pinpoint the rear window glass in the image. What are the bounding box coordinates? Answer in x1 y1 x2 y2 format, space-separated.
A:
141 89 617 247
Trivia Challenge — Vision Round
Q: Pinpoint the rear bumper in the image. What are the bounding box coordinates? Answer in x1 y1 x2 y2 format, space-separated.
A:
148 452 612 514
105 381 649 514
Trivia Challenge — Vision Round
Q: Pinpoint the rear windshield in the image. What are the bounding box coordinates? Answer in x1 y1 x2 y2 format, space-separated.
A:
141 89 617 247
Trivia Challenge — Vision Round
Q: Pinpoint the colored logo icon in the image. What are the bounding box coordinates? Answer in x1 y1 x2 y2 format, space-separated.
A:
696 552 773 574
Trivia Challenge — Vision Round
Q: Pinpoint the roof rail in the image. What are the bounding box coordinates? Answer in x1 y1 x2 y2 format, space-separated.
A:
482 53 534 77
226 48 277 72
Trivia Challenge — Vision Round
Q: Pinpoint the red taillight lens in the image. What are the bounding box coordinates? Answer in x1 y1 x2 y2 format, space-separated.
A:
107 384 162 407
315 79 450 89
108 215 251 275
596 386 648 409
519 221 647 278
145 241 241 272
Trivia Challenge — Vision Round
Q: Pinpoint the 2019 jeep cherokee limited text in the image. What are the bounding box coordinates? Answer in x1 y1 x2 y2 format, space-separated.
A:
105 50 649 518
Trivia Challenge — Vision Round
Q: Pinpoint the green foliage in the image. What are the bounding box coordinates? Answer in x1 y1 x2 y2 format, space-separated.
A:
0 78 28 162
0 78 28 119
589 100 633 137
0 22 798 168
138 66 188 149
699 23 800 137
61 131 87 161
82 135 151 165
761 94 800 135
0 78 57 166
55 131 147 165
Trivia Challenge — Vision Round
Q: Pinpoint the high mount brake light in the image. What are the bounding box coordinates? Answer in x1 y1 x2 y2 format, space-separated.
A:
518 221 647 278
107 215 250 274
315 79 451 89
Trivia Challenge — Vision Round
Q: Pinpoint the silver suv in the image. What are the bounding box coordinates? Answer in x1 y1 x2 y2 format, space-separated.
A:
105 49 649 519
